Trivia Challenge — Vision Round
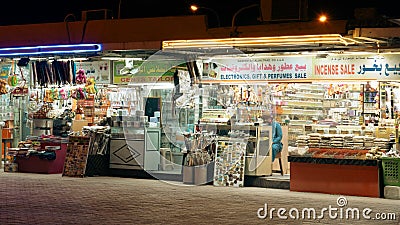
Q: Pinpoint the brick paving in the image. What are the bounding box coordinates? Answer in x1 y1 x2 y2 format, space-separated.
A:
0 170 399 225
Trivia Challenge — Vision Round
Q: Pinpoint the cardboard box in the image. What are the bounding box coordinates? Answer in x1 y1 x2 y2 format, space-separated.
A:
375 127 395 139
71 120 89 132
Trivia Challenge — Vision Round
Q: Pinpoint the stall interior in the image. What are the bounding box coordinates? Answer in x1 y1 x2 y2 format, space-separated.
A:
193 80 400 175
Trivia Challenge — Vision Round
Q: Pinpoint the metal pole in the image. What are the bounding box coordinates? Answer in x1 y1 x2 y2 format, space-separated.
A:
230 4 259 37
118 0 122 19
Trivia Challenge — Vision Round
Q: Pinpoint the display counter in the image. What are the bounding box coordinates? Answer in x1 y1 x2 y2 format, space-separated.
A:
288 155 383 197
15 141 67 174
109 126 160 171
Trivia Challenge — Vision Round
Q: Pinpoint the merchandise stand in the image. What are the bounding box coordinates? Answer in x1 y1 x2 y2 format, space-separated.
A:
16 140 68 174
289 156 383 197
62 136 91 177
84 127 111 176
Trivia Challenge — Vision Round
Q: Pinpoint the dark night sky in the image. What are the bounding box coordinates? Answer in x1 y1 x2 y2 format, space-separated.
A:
0 0 398 27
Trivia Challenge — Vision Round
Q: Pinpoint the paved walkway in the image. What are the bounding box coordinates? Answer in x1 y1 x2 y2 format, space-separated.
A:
0 170 399 225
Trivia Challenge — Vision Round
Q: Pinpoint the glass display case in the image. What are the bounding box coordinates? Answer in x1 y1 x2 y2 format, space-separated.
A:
240 124 272 176
109 116 160 171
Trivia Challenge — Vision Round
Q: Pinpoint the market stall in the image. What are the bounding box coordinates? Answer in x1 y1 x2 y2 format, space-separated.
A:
15 137 68 174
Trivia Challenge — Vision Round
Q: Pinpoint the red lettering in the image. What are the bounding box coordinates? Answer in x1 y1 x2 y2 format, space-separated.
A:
340 64 355 75
316 64 358 75
315 65 321 75
315 64 340 75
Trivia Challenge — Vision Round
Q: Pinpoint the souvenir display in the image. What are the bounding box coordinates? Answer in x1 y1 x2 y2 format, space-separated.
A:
0 79 8 95
62 136 91 177
213 140 246 187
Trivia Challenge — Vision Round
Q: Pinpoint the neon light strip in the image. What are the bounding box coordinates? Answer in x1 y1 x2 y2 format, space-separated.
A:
161 34 366 49
0 44 102 56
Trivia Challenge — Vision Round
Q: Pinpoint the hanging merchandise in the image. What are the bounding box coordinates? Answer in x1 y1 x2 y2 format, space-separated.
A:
71 87 86 100
76 68 87 84
7 60 18 86
43 89 54 103
52 60 63 86
85 77 97 94
0 79 8 95
7 74 18 86
33 60 75 87
51 88 59 100
33 61 51 86
11 66 29 96
59 89 68 100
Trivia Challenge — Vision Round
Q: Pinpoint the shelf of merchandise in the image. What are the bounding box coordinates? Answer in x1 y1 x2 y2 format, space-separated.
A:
323 95 362 126
77 97 95 124
363 103 378 119
274 84 325 147
274 83 375 146
379 82 400 120
93 98 110 123
362 83 380 125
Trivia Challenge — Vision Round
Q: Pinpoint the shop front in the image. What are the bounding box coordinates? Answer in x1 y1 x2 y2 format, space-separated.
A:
0 44 169 176
159 36 400 195
1 29 400 198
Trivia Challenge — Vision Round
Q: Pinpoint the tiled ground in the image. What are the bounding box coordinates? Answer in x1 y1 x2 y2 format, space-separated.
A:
0 170 399 225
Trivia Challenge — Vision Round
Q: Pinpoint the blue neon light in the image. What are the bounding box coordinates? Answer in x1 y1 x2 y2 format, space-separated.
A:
0 43 102 56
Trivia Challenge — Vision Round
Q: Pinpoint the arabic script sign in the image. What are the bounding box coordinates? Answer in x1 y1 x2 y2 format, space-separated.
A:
311 54 400 80
204 56 312 81
203 54 400 82
113 60 181 84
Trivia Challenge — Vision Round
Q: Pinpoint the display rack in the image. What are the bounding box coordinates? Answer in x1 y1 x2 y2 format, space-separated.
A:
362 82 379 126
77 96 95 125
62 136 91 177
273 84 324 146
31 118 53 136
213 139 246 187
323 84 362 126
379 82 400 120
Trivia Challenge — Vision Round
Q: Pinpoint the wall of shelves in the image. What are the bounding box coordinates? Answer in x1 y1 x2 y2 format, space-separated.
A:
273 83 365 146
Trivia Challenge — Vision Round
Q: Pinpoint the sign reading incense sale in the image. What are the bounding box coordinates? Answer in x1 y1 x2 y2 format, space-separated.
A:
314 64 356 75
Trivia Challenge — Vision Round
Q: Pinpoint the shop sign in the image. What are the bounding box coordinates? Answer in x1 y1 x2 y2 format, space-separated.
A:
77 61 111 84
113 60 180 85
312 54 400 80
203 56 312 81
203 54 400 82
